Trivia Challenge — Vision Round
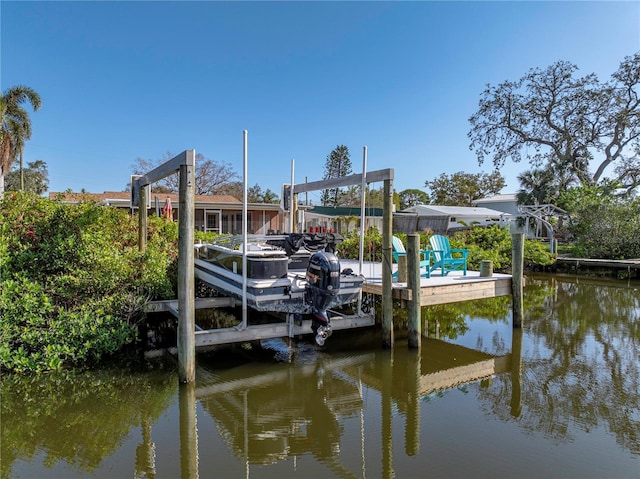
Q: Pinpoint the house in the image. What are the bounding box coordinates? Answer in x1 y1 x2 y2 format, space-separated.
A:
395 204 511 235
472 194 519 215
473 194 568 244
304 206 384 234
49 191 287 235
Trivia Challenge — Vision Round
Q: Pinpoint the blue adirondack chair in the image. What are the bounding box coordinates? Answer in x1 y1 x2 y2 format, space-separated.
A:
392 235 432 279
429 234 468 276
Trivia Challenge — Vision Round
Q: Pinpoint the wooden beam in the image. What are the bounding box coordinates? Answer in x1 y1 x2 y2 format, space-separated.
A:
145 297 237 314
194 315 375 348
137 150 195 187
418 278 512 306
291 168 394 194
361 277 512 306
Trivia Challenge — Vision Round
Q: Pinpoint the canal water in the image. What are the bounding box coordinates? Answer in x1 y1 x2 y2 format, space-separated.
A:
2 274 639 479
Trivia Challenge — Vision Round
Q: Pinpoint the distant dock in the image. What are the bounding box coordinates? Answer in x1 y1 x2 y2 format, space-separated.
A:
554 257 640 278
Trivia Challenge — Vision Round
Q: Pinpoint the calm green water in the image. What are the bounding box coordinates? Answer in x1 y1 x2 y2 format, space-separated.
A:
2 274 639 479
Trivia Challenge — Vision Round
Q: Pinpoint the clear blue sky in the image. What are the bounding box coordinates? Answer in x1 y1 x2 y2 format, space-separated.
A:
2 1 638 203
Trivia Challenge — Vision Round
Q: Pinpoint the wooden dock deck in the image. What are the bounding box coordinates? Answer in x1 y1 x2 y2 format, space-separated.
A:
343 259 513 306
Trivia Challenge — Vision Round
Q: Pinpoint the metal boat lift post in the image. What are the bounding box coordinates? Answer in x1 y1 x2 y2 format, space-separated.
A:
134 150 196 384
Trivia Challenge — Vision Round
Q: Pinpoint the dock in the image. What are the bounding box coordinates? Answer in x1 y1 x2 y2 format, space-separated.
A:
134 149 523 382
146 260 512 349
345 259 512 306
555 257 640 278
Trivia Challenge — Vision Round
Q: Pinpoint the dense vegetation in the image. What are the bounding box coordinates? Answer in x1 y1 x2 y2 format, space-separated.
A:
1 192 179 373
559 183 640 259
337 224 555 271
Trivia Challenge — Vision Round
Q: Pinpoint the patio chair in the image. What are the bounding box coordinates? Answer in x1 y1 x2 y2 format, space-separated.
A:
392 235 432 279
429 234 468 276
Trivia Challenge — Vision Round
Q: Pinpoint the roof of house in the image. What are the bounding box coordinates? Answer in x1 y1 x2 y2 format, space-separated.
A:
307 206 384 217
473 194 518 204
49 191 242 204
401 204 511 217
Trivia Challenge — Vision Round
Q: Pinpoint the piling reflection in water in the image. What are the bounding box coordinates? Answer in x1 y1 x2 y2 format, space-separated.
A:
196 351 368 470
179 382 198 479
192 337 517 478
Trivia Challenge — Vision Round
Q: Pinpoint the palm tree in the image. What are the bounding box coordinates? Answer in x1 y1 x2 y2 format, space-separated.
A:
0 85 42 195
516 169 551 205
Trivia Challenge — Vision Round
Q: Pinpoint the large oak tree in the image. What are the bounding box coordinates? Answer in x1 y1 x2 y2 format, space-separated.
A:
469 53 640 194
398 188 430 209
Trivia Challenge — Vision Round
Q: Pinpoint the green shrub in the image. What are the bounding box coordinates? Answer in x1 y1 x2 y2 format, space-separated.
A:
559 184 640 259
336 224 555 271
337 227 383 262
0 192 178 373
453 225 513 270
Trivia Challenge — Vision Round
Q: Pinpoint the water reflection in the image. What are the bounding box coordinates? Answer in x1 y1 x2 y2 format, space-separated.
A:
192 339 517 478
2 274 639 478
196 350 368 471
1 362 177 479
511 275 640 456
179 382 199 479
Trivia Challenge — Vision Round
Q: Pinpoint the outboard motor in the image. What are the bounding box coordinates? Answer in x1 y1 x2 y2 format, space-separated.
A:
305 251 340 345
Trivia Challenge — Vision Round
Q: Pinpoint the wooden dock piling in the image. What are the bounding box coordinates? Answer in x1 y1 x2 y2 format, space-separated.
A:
381 178 394 349
177 161 196 383
511 223 525 328
407 233 421 349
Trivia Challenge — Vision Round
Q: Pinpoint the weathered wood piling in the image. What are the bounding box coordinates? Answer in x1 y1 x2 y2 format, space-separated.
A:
406 233 421 349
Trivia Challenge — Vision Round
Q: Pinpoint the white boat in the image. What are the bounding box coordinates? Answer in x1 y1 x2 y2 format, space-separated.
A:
194 233 365 336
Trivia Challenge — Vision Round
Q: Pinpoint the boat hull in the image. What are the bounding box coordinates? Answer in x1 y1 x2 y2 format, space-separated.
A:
194 257 364 314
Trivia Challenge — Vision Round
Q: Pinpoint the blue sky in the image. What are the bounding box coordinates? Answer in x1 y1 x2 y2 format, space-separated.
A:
2 1 639 203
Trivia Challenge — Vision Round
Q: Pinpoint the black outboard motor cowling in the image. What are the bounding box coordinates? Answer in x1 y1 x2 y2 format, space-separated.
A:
305 252 340 344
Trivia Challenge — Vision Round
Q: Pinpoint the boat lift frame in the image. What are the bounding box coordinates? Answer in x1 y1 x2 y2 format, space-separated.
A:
286 162 396 348
133 146 393 382
133 150 196 383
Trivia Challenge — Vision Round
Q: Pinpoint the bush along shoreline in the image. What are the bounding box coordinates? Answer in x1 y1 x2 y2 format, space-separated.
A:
337 224 556 273
1 192 179 373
